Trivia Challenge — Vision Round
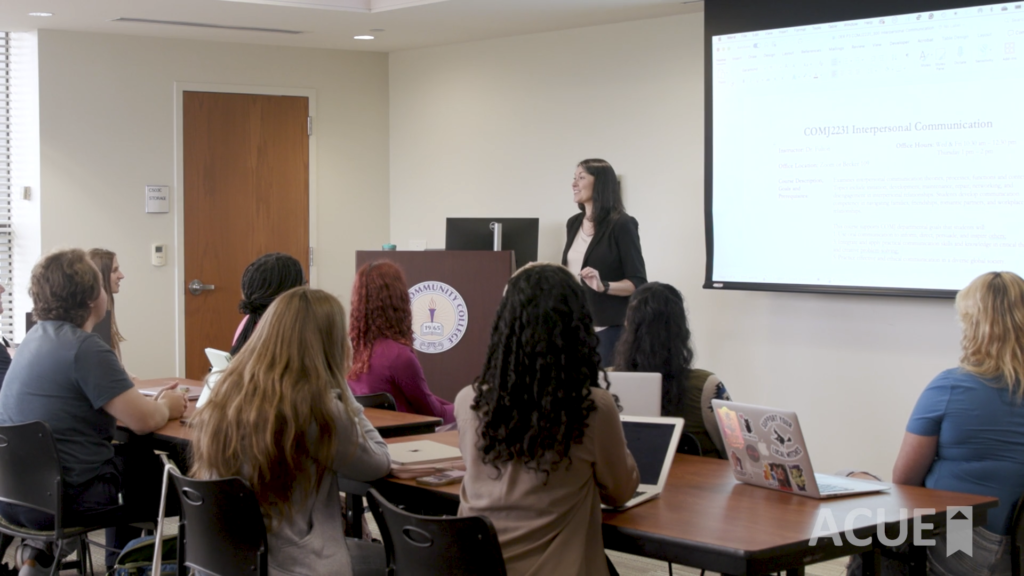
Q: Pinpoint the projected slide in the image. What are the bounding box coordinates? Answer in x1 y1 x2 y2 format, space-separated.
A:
711 2 1024 292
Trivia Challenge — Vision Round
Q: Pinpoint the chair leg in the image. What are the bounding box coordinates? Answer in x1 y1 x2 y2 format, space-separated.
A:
48 539 62 576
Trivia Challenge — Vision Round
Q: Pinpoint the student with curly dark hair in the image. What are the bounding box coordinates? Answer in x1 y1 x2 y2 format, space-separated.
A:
348 261 453 423
230 253 305 356
455 263 639 576
614 282 731 458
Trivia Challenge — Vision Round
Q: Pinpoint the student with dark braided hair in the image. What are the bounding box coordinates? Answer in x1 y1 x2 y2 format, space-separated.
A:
230 253 305 356
455 263 639 576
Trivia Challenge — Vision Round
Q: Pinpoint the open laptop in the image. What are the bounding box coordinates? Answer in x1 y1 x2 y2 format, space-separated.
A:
711 400 889 499
196 348 232 408
604 372 662 417
603 415 684 510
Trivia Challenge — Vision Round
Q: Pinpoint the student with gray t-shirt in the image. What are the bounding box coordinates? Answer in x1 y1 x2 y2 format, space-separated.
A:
0 249 187 573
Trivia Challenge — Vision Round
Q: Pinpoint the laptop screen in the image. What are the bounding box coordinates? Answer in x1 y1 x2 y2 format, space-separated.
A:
622 421 676 485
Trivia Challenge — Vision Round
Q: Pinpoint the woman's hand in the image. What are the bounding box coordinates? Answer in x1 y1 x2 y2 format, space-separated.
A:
580 267 604 293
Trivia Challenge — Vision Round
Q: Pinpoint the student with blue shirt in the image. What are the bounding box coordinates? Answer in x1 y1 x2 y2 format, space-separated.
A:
0 249 188 574
886 271 1024 576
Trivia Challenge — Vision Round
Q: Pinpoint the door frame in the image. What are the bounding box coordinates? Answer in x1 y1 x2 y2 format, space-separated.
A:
173 82 318 376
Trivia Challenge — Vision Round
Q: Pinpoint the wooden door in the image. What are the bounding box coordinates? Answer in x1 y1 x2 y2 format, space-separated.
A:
184 92 309 380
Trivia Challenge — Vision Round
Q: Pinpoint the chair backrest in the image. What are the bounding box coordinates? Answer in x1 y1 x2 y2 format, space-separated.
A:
0 421 62 523
367 489 506 576
170 469 268 576
355 392 398 412
677 432 702 456
1010 494 1024 576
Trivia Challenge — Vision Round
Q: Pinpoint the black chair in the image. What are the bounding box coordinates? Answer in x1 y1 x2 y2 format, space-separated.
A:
355 393 398 412
366 488 506 576
1010 494 1024 576
0 421 100 576
677 432 702 457
169 468 268 576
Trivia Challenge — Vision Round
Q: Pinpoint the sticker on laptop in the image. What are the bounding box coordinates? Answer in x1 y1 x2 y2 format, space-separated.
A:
737 412 759 441
745 444 761 463
769 462 793 492
758 441 770 456
759 413 795 431
730 451 750 477
716 406 746 449
788 464 808 492
762 463 777 486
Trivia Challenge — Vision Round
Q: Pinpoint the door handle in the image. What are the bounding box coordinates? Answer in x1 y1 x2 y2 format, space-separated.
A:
188 279 215 296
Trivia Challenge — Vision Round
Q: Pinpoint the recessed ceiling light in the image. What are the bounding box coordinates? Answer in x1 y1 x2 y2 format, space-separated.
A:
354 35 374 40
28 12 53 17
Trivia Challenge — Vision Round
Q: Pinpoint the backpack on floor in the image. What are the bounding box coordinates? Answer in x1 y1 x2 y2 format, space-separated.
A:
110 534 177 576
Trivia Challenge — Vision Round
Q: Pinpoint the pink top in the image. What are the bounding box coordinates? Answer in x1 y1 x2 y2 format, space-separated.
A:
348 338 455 424
233 316 248 345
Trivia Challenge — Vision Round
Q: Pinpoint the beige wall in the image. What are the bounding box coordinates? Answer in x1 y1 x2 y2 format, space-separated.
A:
389 13 961 475
36 30 390 377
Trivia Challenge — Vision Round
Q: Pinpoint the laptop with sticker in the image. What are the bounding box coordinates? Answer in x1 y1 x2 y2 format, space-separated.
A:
711 400 889 499
602 415 684 510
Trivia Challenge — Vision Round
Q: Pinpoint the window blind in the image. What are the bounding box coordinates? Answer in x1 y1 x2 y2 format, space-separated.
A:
0 33 13 341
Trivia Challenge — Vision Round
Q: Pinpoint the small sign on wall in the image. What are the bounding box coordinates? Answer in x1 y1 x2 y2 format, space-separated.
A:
145 185 170 213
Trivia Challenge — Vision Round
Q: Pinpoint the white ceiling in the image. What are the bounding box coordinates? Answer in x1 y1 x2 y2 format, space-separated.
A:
0 0 703 53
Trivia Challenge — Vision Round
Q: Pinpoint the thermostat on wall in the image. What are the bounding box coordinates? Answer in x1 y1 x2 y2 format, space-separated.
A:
152 244 167 267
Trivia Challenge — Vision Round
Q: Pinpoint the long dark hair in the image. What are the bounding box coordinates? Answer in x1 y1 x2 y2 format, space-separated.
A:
577 158 625 232
614 282 695 416
230 253 305 356
471 264 602 480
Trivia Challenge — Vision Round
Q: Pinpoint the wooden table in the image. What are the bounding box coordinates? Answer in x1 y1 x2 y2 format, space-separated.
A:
127 379 443 443
374 432 998 576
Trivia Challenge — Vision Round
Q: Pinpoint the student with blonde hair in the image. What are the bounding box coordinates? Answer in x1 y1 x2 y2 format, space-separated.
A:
190 287 390 576
853 271 1024 576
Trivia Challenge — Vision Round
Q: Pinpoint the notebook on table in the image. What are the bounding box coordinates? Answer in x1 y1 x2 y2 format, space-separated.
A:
388 440 463 466
711 400 890 499
139 385 201 401
602 415 684 511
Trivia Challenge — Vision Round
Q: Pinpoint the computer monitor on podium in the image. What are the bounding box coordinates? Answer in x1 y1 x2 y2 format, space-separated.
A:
445 217 539 269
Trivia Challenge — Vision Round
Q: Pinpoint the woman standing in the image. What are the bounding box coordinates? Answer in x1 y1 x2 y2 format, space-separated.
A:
348 261 454 423
562 159 647 367
456 263 638 576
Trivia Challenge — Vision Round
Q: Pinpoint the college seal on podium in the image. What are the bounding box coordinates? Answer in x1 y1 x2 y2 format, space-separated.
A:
409 281 468 354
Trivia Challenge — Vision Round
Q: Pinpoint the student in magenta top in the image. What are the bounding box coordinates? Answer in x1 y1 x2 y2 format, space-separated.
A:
347 261 454 424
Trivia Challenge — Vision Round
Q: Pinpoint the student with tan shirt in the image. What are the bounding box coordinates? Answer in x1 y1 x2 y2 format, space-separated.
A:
456 263 639 576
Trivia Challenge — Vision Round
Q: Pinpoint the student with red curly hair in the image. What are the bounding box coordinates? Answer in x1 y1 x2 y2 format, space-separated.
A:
348 261 454 424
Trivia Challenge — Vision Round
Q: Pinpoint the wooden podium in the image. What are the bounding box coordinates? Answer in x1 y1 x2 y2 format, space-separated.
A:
355 251 514 402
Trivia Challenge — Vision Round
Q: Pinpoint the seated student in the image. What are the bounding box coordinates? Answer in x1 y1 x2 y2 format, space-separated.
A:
0 249 188 573
456 263 639 576
190 287 391 576
614 282 731 458
889 271 1024 576
347 261 454 424
230 252 305 355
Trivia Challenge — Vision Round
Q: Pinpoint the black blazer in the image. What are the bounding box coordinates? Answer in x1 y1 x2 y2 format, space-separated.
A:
561 212 647 326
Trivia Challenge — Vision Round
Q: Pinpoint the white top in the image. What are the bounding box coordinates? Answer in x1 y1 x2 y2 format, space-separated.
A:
565 226 591 277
